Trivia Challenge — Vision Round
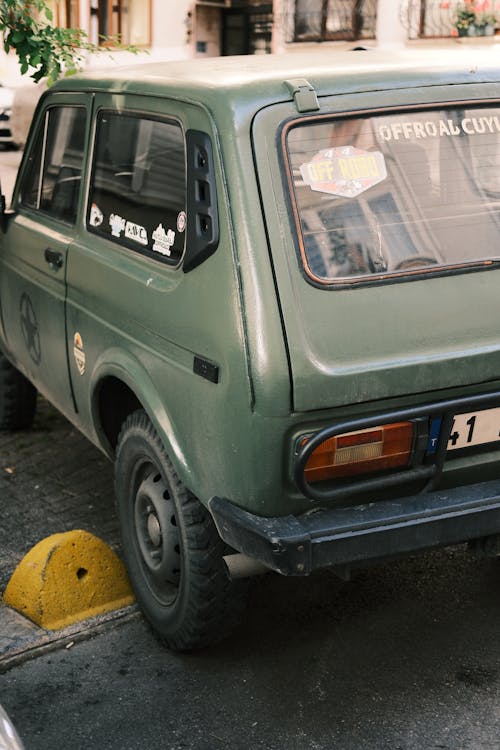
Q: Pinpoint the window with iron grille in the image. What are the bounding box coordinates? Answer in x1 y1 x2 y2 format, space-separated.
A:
294 0 377 41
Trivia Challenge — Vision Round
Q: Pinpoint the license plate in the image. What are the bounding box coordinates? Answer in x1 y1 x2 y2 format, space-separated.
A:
448 406 500 451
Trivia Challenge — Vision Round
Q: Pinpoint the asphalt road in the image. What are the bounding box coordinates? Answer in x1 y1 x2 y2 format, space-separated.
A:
3 525 500 749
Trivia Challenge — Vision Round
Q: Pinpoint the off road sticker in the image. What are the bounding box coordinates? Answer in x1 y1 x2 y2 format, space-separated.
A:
300 146 387 198
377 115 500 142
152 224 175 256
73 332 86 376
20 292 41 365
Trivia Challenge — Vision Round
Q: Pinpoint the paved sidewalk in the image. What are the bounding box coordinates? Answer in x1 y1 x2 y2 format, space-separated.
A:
0 398 119 591
0 396 131 666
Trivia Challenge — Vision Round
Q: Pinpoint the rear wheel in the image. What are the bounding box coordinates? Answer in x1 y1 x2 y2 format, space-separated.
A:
115 410 248 651
0 350 37 430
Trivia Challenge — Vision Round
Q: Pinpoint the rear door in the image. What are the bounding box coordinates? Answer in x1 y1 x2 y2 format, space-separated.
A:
0 94 89 417
253 86 500 412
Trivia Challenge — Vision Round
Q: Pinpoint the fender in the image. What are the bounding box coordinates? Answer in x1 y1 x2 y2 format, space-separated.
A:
89 347 194 493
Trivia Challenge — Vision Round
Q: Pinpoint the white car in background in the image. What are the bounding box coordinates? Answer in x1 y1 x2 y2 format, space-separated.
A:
0 705 24 750
0 84 14 148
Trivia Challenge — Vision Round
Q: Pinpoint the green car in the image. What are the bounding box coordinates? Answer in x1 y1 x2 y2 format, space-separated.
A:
2 48 500 650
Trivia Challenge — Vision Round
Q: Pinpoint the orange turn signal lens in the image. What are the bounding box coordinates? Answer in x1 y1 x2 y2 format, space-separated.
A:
303 421 414 483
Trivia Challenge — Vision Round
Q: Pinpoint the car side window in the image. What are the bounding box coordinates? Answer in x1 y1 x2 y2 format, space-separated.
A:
19 106 86 225
87 111 186 265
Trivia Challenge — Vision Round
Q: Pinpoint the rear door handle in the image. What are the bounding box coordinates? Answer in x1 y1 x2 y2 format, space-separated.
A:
44 248 64 270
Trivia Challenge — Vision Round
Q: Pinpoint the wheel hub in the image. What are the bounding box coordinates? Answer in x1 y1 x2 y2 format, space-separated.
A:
133 470 181 596
146 509 162 547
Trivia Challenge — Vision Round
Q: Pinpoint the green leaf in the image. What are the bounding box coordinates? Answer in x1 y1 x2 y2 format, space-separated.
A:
0 0 141 83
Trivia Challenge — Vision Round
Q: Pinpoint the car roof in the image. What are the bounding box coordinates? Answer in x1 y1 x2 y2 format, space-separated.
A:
52 48 500 116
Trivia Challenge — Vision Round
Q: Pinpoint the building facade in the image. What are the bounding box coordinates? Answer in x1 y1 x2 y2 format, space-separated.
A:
191 0 498 56
2 0 497 84
55 0 192 61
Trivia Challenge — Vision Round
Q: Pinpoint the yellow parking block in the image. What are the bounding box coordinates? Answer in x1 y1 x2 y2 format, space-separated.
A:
3 530 135 630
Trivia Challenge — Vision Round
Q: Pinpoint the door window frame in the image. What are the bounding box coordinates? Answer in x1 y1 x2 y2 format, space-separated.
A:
17 99 88 227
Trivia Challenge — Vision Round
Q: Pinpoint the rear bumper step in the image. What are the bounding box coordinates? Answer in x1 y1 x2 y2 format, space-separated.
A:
209 479 500 575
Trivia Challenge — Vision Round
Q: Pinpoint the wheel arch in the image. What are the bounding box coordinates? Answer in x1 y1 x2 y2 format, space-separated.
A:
94 375 141 451
90 351 192 489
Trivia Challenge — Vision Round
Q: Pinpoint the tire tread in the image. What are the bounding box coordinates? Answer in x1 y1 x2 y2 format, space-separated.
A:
115 410 249 651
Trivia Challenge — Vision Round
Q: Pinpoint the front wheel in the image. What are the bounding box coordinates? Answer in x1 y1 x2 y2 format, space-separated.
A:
115 410 248 651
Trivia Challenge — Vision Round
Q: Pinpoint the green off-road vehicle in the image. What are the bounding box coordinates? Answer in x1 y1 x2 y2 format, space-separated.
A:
2 49 500 649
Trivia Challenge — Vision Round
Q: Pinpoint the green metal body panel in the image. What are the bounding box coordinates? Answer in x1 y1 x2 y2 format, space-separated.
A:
2 49 500 520
0 92 92 416
253 83 500 413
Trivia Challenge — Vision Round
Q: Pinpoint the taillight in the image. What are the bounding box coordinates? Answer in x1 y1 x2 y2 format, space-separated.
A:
302 421 414 483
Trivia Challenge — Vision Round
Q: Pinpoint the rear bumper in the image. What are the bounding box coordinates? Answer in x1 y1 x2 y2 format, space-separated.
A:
209 479 500 575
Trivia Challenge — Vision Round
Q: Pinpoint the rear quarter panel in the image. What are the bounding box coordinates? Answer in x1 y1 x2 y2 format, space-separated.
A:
65 92 293 513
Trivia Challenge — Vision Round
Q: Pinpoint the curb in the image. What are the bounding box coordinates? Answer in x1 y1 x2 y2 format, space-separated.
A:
0 603 140 673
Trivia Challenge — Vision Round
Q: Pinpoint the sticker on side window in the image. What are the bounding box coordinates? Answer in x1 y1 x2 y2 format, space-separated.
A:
89 203 104 227
300 146 387 198
125 221 148 246
110 213 126 238
152 224 175 256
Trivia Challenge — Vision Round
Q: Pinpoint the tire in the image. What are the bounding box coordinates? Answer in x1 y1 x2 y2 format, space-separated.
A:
115 410 248 651
0 350 37 430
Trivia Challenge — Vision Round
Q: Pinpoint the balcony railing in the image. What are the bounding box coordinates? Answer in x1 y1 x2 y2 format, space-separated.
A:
293 0 377 42
400 0 499 39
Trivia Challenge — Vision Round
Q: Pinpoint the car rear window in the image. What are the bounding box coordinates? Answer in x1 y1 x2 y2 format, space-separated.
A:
285 106 500 285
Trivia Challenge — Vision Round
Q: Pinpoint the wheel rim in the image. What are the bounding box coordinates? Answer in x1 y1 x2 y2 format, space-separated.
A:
133 468 181 605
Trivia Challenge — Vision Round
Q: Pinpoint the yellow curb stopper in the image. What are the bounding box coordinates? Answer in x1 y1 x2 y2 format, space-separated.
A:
3 530 135 630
